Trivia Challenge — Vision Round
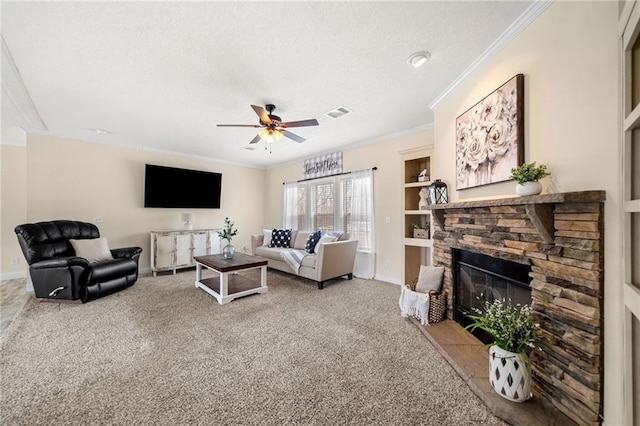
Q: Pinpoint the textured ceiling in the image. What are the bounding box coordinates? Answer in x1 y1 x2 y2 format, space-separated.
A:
1 1 532 168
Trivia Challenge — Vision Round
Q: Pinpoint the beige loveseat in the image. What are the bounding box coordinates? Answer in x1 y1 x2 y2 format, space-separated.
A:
251 230 358 289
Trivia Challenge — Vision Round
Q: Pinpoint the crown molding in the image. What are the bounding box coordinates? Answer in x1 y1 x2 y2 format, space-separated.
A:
1 37 47 131
429 0 553 110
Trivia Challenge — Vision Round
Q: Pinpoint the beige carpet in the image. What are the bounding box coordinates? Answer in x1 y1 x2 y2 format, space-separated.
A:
0 270 505 425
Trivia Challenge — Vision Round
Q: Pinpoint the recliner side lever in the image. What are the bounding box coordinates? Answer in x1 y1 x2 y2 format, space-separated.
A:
48 286 66 297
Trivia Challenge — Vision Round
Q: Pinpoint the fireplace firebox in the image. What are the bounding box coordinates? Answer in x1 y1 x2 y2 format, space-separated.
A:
454 249 532 344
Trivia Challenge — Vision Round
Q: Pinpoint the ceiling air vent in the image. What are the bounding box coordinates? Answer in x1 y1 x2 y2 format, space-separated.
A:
324 106 352 119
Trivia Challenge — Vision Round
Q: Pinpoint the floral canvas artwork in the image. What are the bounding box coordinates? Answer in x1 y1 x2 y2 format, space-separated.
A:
456 74 524 190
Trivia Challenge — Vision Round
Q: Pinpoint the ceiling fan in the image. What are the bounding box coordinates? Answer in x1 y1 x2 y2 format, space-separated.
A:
217 104 319 147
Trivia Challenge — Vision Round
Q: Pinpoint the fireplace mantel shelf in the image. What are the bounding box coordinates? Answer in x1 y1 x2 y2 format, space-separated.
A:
426 190 606 243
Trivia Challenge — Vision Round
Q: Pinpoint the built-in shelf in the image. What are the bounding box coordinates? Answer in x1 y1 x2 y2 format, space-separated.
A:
404 181 431 188
404 238 433 248
400 147 434 286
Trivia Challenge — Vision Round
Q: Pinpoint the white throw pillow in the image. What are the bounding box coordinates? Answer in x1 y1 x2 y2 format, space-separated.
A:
70 237 114 263
316 235 338 246
262 229 273 246
415 265 444 293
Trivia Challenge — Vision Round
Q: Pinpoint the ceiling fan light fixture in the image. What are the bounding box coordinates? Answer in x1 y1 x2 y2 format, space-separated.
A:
259 128 283 143
407 51 431 68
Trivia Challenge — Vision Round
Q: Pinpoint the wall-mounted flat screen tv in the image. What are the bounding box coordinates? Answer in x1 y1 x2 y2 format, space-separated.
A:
144 164 222 208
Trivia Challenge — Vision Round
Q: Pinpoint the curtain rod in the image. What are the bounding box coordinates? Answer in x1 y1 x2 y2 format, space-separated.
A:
282 167 377 185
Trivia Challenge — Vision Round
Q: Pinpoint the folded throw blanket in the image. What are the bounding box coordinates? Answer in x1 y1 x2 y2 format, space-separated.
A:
281 249 308 274
399 285 431 325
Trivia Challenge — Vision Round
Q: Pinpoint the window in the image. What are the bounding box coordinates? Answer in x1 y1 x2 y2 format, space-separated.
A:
283 169 375 278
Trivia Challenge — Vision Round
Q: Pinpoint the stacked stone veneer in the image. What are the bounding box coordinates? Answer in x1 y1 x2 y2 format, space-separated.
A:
428 191 605 426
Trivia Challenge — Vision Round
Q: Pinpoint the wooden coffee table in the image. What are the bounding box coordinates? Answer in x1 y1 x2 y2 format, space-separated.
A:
194 253 268 304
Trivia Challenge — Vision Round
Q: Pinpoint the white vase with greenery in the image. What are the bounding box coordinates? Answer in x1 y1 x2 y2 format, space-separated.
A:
510 162 550 196
465 300 540 402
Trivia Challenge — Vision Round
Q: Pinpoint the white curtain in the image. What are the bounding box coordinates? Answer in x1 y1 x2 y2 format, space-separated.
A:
350 169 375 279
282 182 299 229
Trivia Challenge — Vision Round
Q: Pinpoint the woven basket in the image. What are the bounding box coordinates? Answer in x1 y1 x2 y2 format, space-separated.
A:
409 279 446 324
427 290 447 323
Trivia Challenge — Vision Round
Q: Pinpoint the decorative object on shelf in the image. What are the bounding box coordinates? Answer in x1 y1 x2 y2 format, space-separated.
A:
220 217 238 260
510 162 550 196
456 74 524 190
412 222 430 239
417 168 429 182
418 187 429 210
465 300 539 402
428 179 448 204
181 213 193 230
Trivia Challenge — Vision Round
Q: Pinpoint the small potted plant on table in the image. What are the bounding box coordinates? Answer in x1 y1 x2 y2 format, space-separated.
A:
510 162 550 196
465 300 540 402
220 217 238 260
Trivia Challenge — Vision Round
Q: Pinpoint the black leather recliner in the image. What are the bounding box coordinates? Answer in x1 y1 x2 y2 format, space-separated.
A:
15 220 143 302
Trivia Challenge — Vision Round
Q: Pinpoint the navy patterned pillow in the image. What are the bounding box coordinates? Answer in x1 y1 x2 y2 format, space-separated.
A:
305 230 322 253
270 229 292 248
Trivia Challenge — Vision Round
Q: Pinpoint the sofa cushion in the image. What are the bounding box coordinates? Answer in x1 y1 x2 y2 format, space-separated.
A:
300 254 317 268
70 237 114 263
254 246 286 261
294 231 312 250
271 229 292 248
305 231 322 253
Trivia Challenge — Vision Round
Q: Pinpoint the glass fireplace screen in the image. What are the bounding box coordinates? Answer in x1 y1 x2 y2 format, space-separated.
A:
454 250 532 335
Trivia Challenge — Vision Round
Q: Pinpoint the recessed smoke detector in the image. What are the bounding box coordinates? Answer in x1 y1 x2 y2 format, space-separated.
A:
407 51 431 68
324 106 352 119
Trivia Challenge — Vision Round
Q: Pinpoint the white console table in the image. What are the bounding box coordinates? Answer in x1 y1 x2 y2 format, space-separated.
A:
150 229 220 276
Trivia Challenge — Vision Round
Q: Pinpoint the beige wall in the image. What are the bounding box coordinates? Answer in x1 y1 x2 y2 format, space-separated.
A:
432 1 621 423
1 145 27 277
13 134 267 272
265 129 433 283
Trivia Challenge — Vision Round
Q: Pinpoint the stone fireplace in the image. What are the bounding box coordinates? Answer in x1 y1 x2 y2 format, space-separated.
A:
427 191 605 426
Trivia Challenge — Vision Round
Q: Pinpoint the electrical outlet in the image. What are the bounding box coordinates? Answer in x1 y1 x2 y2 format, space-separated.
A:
10 257 19 265
385 260 390 269
94 216 104 223
243 246 248 253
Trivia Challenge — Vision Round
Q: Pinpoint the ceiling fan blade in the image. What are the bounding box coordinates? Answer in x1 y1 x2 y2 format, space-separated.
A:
251 105 271 125
280 119 319 128
217 124 262 128
282 129 306 143
249 134 262 144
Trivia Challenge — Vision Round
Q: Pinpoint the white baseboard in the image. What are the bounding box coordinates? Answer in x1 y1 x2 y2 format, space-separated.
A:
374 274 401 285
0 271 28 282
